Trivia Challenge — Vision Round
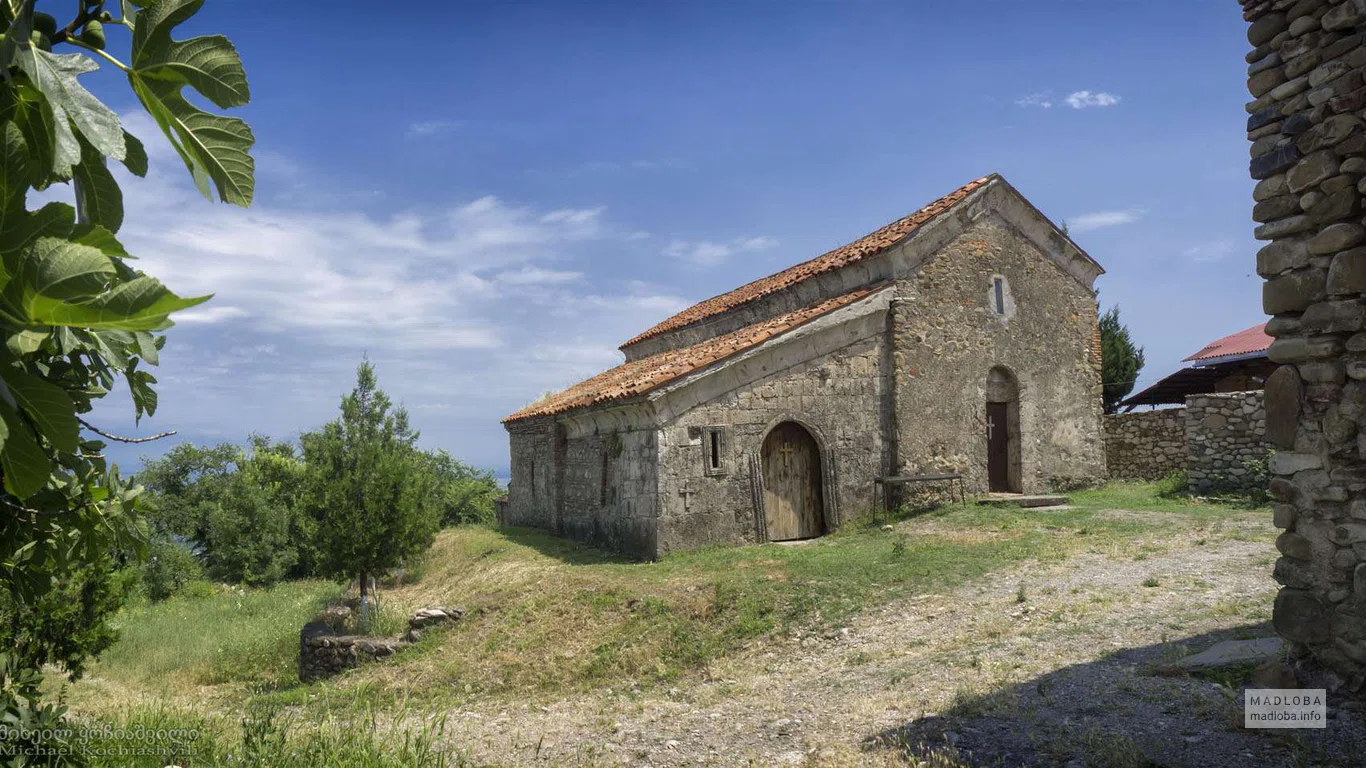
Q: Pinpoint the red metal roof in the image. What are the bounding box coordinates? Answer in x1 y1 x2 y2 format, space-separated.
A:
1182 322 1271 362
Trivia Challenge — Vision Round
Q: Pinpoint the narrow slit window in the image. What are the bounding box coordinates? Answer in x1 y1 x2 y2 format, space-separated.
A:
993 277 1005 315
703 426 727 475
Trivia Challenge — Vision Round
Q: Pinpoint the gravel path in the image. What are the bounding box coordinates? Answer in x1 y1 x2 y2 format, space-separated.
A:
431 513 1366 767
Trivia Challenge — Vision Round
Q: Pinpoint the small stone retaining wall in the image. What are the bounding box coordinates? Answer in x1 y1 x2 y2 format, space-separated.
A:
1185 391 1272 493
1103 390 1271 491
1102 409 1186 480
299 603 463 683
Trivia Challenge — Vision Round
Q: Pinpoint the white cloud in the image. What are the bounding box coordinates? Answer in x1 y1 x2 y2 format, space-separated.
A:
1065 90 1120 109
406 119 462 137
663 235 777 267
1014 92 1054 109
1183 240 1236 263
1068 209 1143 232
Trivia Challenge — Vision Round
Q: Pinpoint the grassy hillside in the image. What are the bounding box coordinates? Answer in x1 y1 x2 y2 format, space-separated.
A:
58 483 1270 765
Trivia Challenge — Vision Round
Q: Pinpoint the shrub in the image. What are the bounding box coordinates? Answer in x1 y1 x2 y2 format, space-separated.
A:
142 536 206 602
1154 470 1188 498
202 472 299 586
425 449 501 526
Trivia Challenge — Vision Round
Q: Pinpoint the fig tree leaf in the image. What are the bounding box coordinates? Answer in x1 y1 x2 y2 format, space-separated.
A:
70 223 132 259
128 0 253 205
73 136 122 232
2 366 77 453
0 404 48 499
29 277 210 331
121 130 148 177
14 48 125 163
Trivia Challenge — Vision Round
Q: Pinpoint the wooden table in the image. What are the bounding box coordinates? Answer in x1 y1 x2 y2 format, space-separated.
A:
873 472 967 512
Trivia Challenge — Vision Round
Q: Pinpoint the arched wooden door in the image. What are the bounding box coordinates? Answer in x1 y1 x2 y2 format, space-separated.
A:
762 422 824 541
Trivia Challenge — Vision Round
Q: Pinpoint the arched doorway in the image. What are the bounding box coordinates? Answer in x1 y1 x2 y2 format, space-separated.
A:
986 367 1022 493
761 422 825 541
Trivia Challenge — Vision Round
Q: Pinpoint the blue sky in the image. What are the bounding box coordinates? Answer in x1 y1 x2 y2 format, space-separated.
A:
77 1 1260 477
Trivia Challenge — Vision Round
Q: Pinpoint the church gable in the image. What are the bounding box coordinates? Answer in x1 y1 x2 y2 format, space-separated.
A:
618 173 1102 363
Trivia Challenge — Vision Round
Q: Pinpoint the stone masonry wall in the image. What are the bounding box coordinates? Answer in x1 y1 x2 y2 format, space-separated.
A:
1186 391 1272 492
1103 409 1187 480
657 332 888 554
1242 0 1366 686
892 216 1106 493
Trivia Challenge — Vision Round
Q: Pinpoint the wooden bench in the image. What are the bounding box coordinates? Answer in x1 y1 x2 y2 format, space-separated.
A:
873 472 967 512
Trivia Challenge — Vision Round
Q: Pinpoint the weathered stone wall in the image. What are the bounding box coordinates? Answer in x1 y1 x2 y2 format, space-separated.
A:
1242 0 1366 686
1103 409 1187 480
657 332 889 553
298 604 461 683
559 428 658 557
892 215 1106 493
1186 391 1272 492
505 417 555 530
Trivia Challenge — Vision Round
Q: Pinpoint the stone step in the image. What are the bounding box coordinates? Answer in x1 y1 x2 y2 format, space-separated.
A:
976 493 1069 508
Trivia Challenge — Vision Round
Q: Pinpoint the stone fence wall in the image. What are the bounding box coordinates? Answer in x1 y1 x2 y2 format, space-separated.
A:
1102 409 1186 480
1186 391 1272 492
1103 390 1271 491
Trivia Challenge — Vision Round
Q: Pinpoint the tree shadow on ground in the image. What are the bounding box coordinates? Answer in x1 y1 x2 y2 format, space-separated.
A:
494 525 638 566
867 622 1366 768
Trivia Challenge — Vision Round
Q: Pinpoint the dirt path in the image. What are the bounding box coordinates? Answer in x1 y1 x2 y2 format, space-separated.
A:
432 514 1365 767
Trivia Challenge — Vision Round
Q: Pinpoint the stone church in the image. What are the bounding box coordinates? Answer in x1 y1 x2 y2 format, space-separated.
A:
502 174 1106 558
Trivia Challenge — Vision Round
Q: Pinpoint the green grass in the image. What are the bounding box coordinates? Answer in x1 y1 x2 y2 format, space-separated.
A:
1069 481 1271 517
88 579 341 694
67 482 1267 732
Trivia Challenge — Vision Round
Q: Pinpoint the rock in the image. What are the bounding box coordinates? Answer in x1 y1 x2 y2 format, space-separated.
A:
1255 173 1290 201
1249 12 1287 46
1265 365 1304 449
1323 0 1366 31
1330 86 1366 114
1301 300 1366 332
1275 588 1331 643
1251 68 1289 98
1278 531 1317 559
1270 452 1324 475
1276 503 1299 529
1309 222 1366 254
1255 194 1303 222
1250 50 1283 75
1291 15 1321 37
1309 187 1360 224
1273 76 1312 102
1288 150 1340 192
1256 214 1315 240
1255 661 1300 689
1252 143 1304 180
1329 248 1366 294
1169 637 1284 672
1310 59 1352 89
1258 237 1311 276
1283 112 1315 136
1251 104 1289 133
1263 268 1327 313
1268 335 1342 362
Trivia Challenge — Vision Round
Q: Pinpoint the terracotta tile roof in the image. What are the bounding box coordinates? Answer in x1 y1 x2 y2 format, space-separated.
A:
503 285 885 423
621 174 998 349
1182 322 1271 363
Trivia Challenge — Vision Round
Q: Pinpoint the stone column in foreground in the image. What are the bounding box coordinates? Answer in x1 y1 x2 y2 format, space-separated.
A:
1242 0 1366 689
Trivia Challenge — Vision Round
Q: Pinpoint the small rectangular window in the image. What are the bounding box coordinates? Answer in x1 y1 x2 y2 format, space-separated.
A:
703 426 727 476
993 277 1005 314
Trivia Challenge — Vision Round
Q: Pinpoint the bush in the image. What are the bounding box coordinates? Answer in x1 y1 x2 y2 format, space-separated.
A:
202 472 299 586
142 536 206 602
1154 470 1188 498
425 449 501 526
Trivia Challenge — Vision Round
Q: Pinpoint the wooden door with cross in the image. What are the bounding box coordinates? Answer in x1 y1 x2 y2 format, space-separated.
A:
761 422 824 540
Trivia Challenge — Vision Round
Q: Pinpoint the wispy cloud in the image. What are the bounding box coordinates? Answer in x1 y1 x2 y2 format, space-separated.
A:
1068 209 1143 232
406 119 463 137
1065 90 1120 109
1014 92 1053 108
663 235 777 267
1183 240 1236 263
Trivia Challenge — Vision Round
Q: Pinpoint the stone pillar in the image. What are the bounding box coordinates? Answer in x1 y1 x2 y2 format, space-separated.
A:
1243 0 1366 688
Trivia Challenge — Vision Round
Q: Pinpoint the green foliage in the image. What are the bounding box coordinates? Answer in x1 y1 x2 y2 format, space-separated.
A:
1100 304 1145 414
301 360 441 604
139 533 203 601
1 553 135 680
139 435 309 586
0 652 73 763
424 448 500 526
1154 470 1189 498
